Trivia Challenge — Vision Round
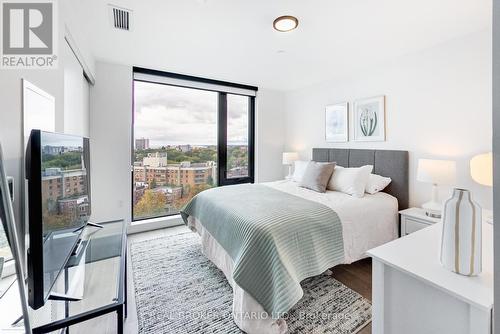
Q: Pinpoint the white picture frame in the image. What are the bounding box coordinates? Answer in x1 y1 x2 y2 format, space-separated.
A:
325 102 349 142
353 95 385 142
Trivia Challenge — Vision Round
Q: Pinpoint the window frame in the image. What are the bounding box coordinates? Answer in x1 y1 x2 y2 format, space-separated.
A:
218 93 255 186
131 67 257 222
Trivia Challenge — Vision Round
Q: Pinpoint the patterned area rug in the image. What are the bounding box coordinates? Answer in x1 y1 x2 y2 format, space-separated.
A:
130 232 371 334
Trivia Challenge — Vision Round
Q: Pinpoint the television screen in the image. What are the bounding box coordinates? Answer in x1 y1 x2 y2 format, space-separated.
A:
40 133 90 234
27 130 91 309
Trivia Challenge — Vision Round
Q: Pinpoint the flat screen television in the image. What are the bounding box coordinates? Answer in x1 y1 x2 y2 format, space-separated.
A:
26 130 91 309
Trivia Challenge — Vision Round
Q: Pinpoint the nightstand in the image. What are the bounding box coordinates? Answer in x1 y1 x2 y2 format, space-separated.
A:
399 207 441 236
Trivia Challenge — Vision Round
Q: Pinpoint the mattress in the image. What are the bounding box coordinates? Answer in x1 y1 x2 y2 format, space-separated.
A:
187 180 399 333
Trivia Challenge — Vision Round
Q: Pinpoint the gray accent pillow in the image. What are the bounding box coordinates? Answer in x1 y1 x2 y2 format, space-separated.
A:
299 162 336 193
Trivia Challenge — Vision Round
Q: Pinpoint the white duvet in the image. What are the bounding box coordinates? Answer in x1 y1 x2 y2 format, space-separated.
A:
263 180 399 263
187 180 399 334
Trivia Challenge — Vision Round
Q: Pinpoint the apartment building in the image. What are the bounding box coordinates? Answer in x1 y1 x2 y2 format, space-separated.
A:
41 168 90 219
135 138 150 150
134 161 215 188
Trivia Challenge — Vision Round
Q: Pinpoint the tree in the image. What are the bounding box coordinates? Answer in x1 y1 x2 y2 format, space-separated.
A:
134 190 166 218
148 178 157 189
173 183 212 210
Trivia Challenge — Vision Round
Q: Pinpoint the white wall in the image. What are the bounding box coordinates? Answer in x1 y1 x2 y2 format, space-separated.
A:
63 40 90 137
90 62 133 223
60 0 96 77
0 71 64 231
0 33 64 245
256 89 286 182
0 5 94 254
88 31 493 221
284 29 492 209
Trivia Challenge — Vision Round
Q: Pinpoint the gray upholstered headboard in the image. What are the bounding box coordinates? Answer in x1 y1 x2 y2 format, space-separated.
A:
312 148 409 210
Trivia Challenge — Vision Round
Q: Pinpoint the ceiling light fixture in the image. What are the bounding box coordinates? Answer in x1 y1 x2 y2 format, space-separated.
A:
273 15 299 32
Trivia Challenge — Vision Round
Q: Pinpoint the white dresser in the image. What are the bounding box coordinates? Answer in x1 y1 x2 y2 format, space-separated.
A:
367 221 493 334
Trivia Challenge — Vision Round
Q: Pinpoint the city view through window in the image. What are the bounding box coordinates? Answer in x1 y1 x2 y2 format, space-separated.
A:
133 81 250 220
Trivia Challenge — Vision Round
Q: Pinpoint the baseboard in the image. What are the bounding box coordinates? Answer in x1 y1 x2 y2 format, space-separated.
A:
127 215 184 235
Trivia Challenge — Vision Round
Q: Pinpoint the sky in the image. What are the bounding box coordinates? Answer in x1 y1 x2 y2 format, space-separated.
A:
134 81 249 147
41 132 84 148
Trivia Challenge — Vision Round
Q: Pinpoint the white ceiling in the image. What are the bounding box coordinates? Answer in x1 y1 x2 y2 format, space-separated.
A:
69 0 491 91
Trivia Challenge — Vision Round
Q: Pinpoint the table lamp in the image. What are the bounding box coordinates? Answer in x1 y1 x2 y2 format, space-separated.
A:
417 158 457 218
282 152 299 180
470 152 493 223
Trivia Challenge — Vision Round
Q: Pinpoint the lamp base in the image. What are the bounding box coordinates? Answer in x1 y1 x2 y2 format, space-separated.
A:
285 165 293 181
422 201 442 219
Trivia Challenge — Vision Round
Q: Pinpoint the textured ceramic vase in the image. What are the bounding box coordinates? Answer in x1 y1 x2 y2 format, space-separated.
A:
440 188 482 276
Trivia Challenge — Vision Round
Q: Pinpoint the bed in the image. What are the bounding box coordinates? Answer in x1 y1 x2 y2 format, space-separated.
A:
181 148 409 334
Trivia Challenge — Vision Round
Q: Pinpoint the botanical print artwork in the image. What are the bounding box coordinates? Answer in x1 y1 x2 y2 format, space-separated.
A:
359 102 378 136
353 96 385 141
325 102 348 142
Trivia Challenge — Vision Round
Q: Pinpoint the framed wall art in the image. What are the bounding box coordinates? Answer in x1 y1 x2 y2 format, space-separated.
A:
352 95 385 142
325 102 348 142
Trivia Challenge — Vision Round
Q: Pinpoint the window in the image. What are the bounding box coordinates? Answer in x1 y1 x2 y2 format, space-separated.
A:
225 94 251 179
132 68 257 221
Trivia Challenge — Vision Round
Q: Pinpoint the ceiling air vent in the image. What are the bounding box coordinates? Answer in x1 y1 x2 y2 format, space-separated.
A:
109 5 132 31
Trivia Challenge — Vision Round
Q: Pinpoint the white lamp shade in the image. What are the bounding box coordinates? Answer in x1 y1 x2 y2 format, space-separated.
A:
282 152 299 165
470 152 492 186
417 159 457 185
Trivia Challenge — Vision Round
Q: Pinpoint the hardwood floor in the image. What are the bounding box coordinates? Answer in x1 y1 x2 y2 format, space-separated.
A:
124 226 373 334
330 258 373 334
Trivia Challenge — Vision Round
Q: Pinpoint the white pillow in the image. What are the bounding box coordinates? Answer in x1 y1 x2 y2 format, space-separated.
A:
292 160 310 182
365 174 392 194
327 165 373 197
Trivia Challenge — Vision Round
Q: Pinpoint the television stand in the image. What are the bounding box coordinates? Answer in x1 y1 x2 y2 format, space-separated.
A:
29 219 127 334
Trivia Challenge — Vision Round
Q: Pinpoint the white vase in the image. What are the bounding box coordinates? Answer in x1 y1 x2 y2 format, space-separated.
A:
440 188 482 276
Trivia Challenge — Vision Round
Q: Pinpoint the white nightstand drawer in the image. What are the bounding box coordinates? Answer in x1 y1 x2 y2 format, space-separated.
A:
404 218 431 234
400 208 441 236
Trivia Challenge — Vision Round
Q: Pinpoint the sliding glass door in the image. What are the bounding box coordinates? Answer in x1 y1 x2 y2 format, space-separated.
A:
132 68 256 221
